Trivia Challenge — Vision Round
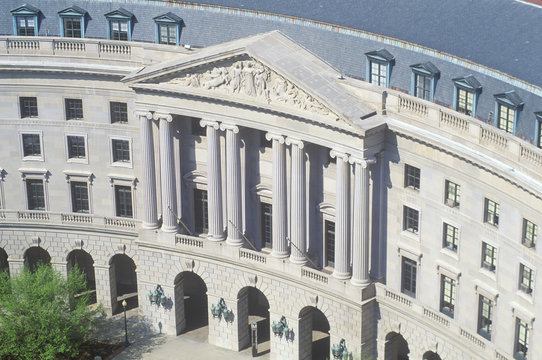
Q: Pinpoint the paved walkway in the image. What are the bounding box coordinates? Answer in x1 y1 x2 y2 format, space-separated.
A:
91 309 268 360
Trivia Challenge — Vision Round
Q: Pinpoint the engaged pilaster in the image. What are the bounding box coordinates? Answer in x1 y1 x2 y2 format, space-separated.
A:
138 111 159 229
220 123 243 246
202 119 224 241
156 113 178 233
350 156 376 286
267 133 288 258
286 137 306 264
330 150 350 279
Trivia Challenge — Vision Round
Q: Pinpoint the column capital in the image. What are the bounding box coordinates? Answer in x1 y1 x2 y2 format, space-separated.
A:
153 113 173 122
135 111 153 119
200 119 220 130
329 149 349 162
220 123 239 133
266 133 285 144
349 156 377 168
285 137 304 149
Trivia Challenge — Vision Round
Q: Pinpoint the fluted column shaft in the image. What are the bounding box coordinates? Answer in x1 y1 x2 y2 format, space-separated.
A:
287 138 306 264
203 120 224 241
221 124 243 246
157 113 178 232
138 111 159 229
331 150 350 279
267 133 288 258
350 156 376 286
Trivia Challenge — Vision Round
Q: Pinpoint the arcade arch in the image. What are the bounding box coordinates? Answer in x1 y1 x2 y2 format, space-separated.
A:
24 247 51 272
109 254 138 314
67 249 96 304
298 306 330 360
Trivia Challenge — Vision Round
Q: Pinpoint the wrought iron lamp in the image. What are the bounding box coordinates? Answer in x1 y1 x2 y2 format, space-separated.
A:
271 316 293 341
148 284 167 306
332 339 349 360
210 297 230 320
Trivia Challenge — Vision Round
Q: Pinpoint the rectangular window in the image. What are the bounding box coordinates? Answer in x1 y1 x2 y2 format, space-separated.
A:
415 74 432 101
456 88 474 116
193 189 208 234
484 198 500 227
325 220 335 267
445 180 460 207
440 275 456 318
497 104 515 134
519 264 534 294
401 257 417 297
403 206 419 234
112 139 130 163
260 202 272 248
481 242 497 272
17 17 35 36
404 164 420 190
63 18 82 38
65 98 83 120
370 61 387 86
110 20 128 41
443 223 458 252
67 135 86 159
110 102 128 123
515 318 529 360
22 133 41 157
191 118 206 136
522 219 537 248
70 181 89 213
159 23 177 45
20 97 38 118
478 295 493 340
26 179 45 210
114 185 132 218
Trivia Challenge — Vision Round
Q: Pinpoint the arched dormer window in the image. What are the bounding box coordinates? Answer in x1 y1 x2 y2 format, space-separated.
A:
154 12 182 45
365 49 394 88
104 8 134 41
58 6 87 38
11 4 40 36
494 91 523 135
410 62 440 102
452 75 482 117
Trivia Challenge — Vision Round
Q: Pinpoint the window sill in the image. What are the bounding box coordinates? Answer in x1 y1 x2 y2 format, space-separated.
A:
479 267 497 281
111 161 132 169
67 157 88 165
516 290 534 304
401 230 419 241
22 155 44 162
440 247 459 260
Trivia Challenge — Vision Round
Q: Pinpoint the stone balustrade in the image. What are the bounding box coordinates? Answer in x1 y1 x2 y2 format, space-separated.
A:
0 210 139 232
301 266 330 284
239 248 267 263
175 234 205 248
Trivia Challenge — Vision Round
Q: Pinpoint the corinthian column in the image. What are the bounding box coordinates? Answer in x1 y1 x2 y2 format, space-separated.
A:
156 113 178 233
138 111 159 229
267 133 288 258
202 119 224 241
220 123 243 246
330 150 350 279
350 156 376 286
286 138 306 264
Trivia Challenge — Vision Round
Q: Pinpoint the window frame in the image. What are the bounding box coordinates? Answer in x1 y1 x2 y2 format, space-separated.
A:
193 188 209 234
484 198 500 227
20 169 49 212
260 201 273 250
442 222 459 252
19 131 44 161
481 242 497 272
104 8 134 41
153 12 182 45
64 98 83 120
365 49 394 88
58 6 87 38
19 96 38 118
11 5 40 37
324 219 336 268
444 180 460 207
110 137 132 168
514 317 530 360
477 294 493 340
110 101 128 124
535 112 542 148
493 91 523 135
410 62 440 102
109 176 136 219
64 172 93 214
403 205 419 234
404 164 420 190
452 75 482 117
522 218 537 249
518 263 534 295
401 256 417 298
65 133 88 164
440 274 456 318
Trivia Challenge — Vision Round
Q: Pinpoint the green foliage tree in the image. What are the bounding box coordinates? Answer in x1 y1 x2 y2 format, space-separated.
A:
0 264 102 360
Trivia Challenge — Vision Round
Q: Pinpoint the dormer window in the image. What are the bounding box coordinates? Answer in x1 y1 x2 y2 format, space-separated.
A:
365 49 394 87
534 112 542 148
58 6 87 38
154 12 182 45
105 8 134 41
11 4 40 36
494 91 523 135
453 75 482 117
410 62 440 101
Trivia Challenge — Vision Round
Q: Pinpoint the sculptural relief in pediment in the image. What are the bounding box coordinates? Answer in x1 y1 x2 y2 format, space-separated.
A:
165 57 331 116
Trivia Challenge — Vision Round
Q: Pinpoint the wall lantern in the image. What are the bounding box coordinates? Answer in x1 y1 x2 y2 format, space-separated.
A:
210 297 230 320
332 339 350 360
271 316 293 341
148 284 167 306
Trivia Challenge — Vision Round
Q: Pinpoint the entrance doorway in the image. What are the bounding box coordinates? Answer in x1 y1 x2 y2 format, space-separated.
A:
238 287 270 356
385 332 410 360
299 306 330 360
174 271 208 340
67 250 96 304
109 254 138 314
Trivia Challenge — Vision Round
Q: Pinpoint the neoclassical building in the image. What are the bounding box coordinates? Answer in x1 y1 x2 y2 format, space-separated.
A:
0 1 541 360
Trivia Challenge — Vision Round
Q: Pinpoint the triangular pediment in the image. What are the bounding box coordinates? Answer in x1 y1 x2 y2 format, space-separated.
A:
123 31 377 126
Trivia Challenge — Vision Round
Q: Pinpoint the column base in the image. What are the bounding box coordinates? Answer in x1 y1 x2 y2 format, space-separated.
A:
289 255 307 265
226 237 244 247
207 234 226 242
271 250 289 259
350 277 371 287
332 270 351 280
161 225 178 233
142 222 160 230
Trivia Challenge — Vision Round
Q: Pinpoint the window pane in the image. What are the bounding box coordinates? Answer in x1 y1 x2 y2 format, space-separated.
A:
71 181 89 213
194 189 208 234
115 185 132 218
401 257 417 297
325 220 335 267
261 203 272 248
22 134 41 157
67 136 85 159
26 179 45 210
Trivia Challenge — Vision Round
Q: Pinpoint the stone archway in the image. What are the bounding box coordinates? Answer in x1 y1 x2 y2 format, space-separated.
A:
24 247 51 272
385 332 410 360
237 286 270 355
109 254 138 314
298 306 330 360
0 247 9 275
174 271 208 336
67 249 96 304
423 351 442 360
